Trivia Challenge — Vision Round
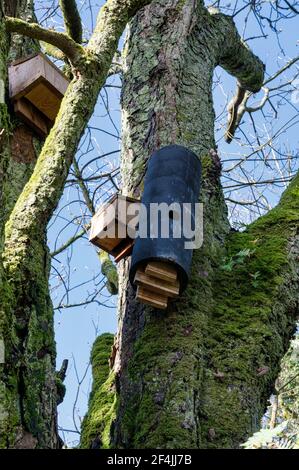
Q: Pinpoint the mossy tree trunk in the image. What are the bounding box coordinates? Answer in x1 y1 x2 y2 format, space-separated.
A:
81 0 299 449
0 0 57 449
0 0 152 448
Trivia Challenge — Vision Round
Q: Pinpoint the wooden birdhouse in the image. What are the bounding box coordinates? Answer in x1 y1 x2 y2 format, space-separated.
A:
89 194 140 263
9 53 69 137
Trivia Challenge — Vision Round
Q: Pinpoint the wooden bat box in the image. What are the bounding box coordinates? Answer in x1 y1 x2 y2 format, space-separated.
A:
89 194 140 263
9 53 69 136
134 261 180 310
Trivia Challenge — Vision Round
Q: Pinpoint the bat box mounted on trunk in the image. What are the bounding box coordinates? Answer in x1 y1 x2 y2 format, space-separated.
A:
129 144 201 310
89 194 140 263
9 53 69 137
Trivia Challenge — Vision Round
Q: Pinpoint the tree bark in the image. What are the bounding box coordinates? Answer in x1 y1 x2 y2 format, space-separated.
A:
0 0 153 448
0 0 58 449
82 0 298 449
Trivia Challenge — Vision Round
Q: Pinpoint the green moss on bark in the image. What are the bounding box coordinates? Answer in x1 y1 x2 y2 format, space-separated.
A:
98 251 118 295
84 1 298 451
80 333 116 448
201 172 299 448
2 0 154 448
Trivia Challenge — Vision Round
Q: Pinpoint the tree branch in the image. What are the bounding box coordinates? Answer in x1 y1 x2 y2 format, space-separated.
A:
98 250 118 295
216 15 265 92
3 0 150 315
283 0 299 14
225 85 248 143
225 55 299 142
50 227 89 258
226 54 299 142
59 0 83 44
40 41 65 61
225 85 270 143
87 0 152 61
210 10 265 142
5 16 84 66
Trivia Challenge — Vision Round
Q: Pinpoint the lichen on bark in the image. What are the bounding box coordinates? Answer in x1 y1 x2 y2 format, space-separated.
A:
0 1 51 448
1 0 153 448
83 0 298 450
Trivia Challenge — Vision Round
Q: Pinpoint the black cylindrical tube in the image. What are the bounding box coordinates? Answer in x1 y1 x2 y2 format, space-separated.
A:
129 144 201 292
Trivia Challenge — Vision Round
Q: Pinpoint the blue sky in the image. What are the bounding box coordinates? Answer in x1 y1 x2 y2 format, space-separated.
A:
34 1 299 446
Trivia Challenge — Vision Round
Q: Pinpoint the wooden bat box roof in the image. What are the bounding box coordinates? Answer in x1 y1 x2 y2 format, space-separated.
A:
9 53 69 135
89 194 140 263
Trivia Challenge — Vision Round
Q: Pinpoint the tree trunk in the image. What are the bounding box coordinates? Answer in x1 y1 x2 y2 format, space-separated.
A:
82 0 299 449
0 0 61 449
1 0 155 449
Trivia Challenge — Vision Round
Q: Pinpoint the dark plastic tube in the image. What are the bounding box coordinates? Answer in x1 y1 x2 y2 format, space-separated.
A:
129 144 201 292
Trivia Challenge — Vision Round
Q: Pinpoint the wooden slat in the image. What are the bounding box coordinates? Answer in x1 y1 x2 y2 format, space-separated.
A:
89 197 119 241
136 285 168 309
89 194 140 255
9 55 44 100
145 261 177 282
42 54 69 95
14 98 49 137
90 233 123 252
90 217 124 251
113 239 134 263
134 270 179 297
9 53 69 101
25 81 62 121
93 194 118 219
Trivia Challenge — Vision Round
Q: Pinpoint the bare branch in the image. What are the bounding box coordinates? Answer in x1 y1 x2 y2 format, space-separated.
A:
5 16 84 66
225 55 299 142
59 0 83 43
50 227 89 258
283 0 299 14
264 55 299 86
225 85 247 143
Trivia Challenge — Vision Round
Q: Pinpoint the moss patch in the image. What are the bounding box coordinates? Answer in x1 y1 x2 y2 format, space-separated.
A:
80 333 116 449
201 172 299 448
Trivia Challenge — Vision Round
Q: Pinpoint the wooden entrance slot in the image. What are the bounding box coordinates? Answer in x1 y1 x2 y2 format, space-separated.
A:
9 53 69 136
134 261 180 310
89 194 140 263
